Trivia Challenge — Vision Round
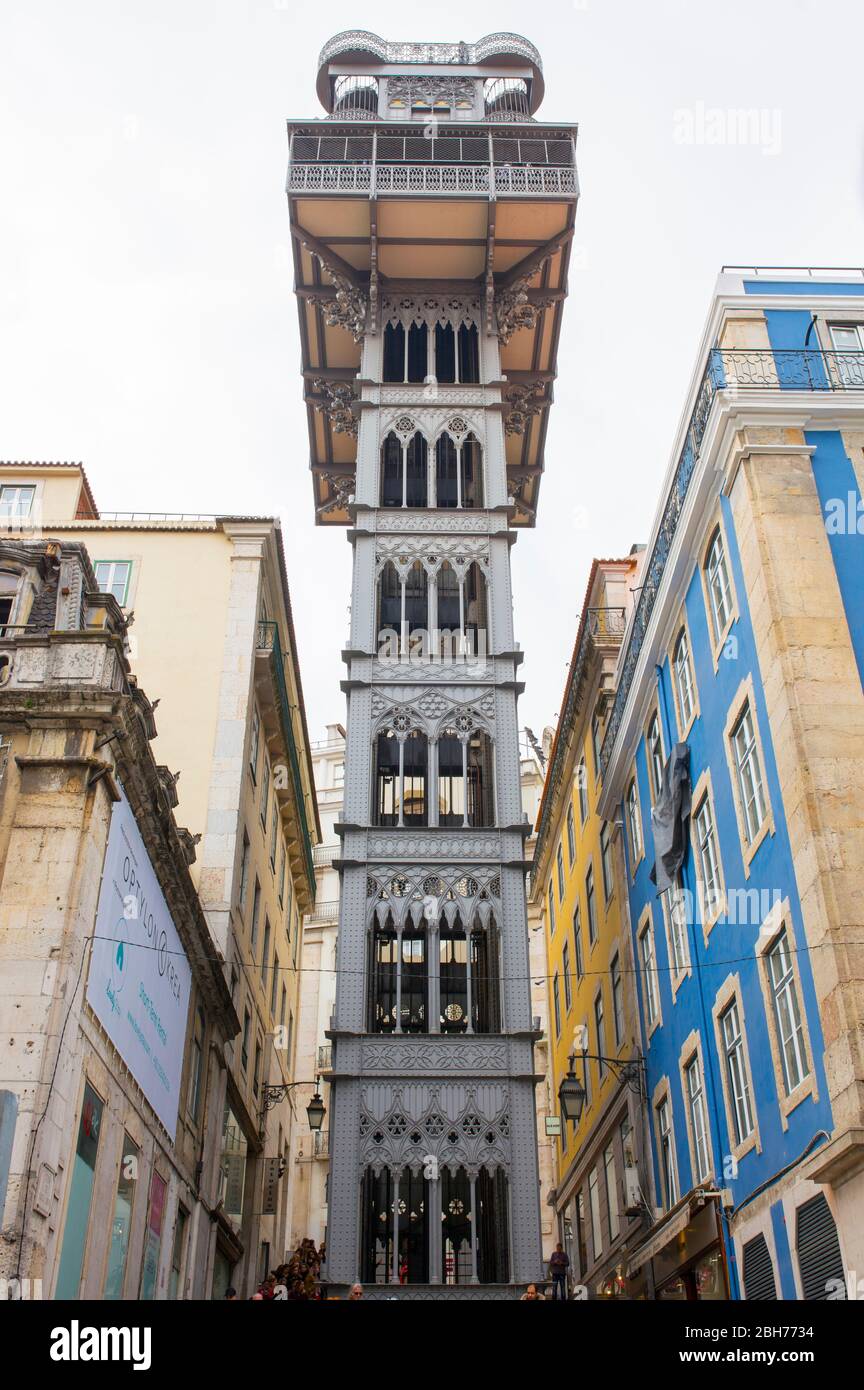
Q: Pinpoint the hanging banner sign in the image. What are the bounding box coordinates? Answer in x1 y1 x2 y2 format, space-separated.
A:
87 789 192 1139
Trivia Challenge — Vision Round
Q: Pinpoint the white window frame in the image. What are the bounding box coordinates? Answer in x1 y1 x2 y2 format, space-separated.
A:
731 702 767 844
604 1143 620 1242
626 777 643 870
766 927 809 1097
93 560 132 605
682 1044 712 1184
671 622 698 737
724 678 774 873
638 908 661 1036
654 1085 679 1212
712 972 760 1162
0 485 35 520
578 760 589 824
646 708 665 802
705 527 734 645
720 999 755 1146
693 785 724 931
588 1166 603 1262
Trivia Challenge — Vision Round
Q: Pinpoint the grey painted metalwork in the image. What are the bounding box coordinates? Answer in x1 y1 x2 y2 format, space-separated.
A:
290 31 574 1300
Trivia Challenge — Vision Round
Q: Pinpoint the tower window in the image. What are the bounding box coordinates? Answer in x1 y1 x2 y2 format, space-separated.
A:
380 431 429 508
374 728 428 827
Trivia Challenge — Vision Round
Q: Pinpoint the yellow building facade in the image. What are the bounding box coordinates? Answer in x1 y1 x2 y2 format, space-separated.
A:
531 555 656 1297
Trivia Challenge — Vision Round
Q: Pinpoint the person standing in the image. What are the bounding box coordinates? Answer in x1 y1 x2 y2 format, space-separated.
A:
549 1243 570 1301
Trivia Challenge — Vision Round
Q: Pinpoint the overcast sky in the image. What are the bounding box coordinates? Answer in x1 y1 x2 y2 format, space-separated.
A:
3 0 863 743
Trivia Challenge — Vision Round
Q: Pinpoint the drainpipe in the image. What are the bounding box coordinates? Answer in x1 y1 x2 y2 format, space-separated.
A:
681 863 742 1300
654 665 673 752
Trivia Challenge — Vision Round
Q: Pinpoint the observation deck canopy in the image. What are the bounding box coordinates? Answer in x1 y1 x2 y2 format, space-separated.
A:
288 32 578 525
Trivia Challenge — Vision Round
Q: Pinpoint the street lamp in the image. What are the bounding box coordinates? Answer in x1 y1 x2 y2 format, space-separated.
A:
306 1087 326 1132
558 1055 587 1126
261 1074 327 1132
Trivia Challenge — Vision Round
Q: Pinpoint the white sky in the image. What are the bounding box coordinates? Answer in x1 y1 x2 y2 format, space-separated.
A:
2 0 863 743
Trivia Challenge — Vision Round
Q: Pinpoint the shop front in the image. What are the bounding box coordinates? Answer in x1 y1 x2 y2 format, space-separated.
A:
627 1190 730 1301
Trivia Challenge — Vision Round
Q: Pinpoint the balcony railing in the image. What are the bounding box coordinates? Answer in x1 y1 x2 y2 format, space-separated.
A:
287 161 576 198
599 345 864 777
256 621 316 899
313 843 339 867
313 1130 329 1158
317 1044 333 1071
713 346 864 391
307 900 340 924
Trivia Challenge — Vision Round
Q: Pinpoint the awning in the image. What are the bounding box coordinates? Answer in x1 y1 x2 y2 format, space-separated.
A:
626 1200 694 1276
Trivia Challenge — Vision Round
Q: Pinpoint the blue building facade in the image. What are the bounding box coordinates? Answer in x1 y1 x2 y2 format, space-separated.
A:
597 269 864 1301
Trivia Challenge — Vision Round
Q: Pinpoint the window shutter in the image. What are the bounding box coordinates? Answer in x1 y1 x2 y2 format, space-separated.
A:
796 1193 845 1300
742 1233 776 1300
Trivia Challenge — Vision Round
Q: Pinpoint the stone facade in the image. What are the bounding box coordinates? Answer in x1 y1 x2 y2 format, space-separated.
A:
0 540 238 1300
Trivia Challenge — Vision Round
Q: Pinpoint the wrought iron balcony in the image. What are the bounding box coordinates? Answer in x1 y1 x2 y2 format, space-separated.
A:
586 606 627 639
288 160 576 198
714 346 864 391
599 344 864 778
317 1043 333 1071
256 620 316 898
313 1130 329 1158
287 129 576 199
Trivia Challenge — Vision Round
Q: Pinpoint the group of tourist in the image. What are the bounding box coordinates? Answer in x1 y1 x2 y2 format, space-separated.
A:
224 1238 326 1301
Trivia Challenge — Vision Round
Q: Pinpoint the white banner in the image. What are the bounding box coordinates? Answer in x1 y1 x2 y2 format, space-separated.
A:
86 789 192 1139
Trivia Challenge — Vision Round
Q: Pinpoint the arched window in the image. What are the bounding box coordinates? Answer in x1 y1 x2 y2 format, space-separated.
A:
362 1166 429 1284
440 1165 509 1284
467 730 495 827
434 562 488 657
374 727 428 827
440 914 468 1032
400 923 427 1031
464 562 488 656
405 434 428 506
404 561 428 636
435 323 456 383
370 915 397 1031
381 432 403 507
436 435 459 508
374 729 401 825
380 432 428 508
377 562 401 635
377 562 429 658
383 322 405 382
402 730 428 824
442 1167 473 1285
437 562 461 638
382 321 429 382
458 323 480 383
434 434 483 509
461 433 483 507
437 728 494 828
471 922 501 1033
476 1167 510 1283
437 730 465 827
